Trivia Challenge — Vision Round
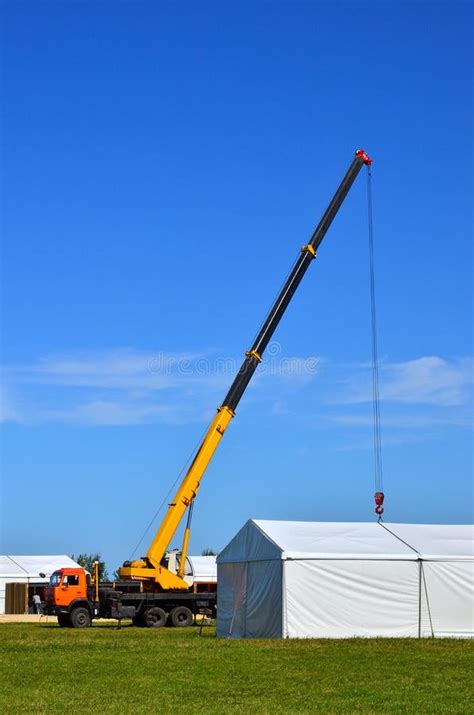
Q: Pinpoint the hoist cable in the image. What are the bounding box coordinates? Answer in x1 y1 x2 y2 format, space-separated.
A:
367 166 384 497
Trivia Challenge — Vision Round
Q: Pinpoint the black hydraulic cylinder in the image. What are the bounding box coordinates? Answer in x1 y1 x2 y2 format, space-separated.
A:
222 150 371 413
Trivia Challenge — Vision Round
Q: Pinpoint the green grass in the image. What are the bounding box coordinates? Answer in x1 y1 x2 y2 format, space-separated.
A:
0 623 472 713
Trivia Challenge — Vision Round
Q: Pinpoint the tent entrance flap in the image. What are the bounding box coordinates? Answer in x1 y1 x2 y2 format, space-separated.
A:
217 560 283 639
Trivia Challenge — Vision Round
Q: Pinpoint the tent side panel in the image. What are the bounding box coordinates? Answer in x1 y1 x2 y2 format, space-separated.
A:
245 560 282 638
216 563 247 638
420 561 474 638
285 559 419 638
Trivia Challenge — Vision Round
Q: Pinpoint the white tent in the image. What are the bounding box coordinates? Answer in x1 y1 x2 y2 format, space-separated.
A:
0 555 80 614
188 555 217 585
216 521 474 639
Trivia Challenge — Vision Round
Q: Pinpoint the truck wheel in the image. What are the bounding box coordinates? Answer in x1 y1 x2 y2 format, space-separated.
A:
144 607 167 628
70 607 91 628
57 614 70 628
170 606 193 628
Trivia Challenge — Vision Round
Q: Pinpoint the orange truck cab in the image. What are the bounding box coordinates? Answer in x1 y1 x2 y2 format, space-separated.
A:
44 567 98 627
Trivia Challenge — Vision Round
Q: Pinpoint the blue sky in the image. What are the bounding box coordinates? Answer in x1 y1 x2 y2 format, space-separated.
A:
1 1 472 572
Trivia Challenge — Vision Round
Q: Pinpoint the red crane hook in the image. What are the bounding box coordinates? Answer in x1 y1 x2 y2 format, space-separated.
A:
374 491 384 517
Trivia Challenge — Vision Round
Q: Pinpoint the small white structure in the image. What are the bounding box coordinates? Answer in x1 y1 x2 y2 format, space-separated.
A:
217 521 474 639
0 555 80 614
189 555 217 586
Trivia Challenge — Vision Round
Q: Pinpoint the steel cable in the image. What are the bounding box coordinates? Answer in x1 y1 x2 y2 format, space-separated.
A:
367 166 384 498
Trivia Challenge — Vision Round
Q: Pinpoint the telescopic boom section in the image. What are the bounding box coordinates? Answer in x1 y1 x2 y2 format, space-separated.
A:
119 149 372 589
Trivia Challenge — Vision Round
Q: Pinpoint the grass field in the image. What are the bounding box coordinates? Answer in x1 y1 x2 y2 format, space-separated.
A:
0 622 472 713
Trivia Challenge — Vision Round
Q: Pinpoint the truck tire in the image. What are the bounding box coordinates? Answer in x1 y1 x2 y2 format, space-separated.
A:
70 607 91 628
144 607 167 628
57 614 70 628
170 606 193 628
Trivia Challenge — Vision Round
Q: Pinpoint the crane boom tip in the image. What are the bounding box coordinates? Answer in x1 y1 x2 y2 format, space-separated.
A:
355 149 372 165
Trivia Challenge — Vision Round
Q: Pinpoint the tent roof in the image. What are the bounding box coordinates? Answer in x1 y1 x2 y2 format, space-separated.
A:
387 523 474 560
0 555 79 578
218 520 474 563
253 521 418 560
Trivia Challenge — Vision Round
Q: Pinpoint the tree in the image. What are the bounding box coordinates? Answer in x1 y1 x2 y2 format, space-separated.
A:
72 553 109 582
201 548 217 556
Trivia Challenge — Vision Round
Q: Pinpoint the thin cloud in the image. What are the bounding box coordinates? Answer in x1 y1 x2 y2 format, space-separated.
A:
4 349 205 391
1 347 322 426
0 386 22 423
334 432 429 452
38 400 178 427
329 412 472 429
2 350 471 427
330 356 473 407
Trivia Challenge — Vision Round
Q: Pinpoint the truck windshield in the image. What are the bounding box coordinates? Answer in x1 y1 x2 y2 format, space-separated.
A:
49 572 62 586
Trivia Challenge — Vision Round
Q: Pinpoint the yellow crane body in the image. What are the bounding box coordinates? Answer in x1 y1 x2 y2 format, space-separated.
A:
119 406 234 588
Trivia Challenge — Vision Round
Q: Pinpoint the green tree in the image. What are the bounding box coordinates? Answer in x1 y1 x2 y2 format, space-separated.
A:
201 548 217 556
72 553 109 582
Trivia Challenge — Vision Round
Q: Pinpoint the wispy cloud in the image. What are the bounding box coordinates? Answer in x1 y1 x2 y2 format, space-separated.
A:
330 356 473 407
4 349 205 391
2 349 471 430
1 346 322 426
333 431 430 452
0 386 23 424
37 400 178 427
329 412 472 430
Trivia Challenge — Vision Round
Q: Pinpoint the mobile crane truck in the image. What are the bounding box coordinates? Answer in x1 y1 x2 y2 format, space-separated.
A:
44 149 372 627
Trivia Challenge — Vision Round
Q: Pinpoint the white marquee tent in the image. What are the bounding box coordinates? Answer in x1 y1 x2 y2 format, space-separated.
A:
217 521 474 639
188 555 217 585
0 555 80 614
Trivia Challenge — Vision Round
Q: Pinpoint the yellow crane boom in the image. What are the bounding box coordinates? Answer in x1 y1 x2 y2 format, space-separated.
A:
119 149 372 590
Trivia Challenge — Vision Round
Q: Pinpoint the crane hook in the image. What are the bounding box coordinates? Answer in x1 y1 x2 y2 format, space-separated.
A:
374 491 384 517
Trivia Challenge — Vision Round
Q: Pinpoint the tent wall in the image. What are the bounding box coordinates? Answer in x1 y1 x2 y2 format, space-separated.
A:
217 562 247 637
420 561 474 638
217 560 283 638
285 559 419 638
